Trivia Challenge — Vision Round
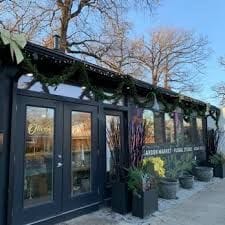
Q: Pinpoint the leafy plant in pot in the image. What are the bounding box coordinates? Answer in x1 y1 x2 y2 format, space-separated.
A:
209 152 225 178
194 166 213 182
157 155 178 199
106 117 130 214
128 167 158 219
178 154 196 189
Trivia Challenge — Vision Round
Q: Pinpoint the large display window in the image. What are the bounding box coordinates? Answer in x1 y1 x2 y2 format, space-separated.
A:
24 106 54 207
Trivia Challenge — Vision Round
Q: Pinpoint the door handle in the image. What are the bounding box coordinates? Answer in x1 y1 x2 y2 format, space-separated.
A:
56 162 63 168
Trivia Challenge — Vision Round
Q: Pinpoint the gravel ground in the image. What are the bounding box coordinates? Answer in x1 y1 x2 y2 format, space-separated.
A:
58 178 224 225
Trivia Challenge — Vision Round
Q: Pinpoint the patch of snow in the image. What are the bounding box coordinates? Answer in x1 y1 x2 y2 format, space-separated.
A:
58 178 223 225
94 178 223 225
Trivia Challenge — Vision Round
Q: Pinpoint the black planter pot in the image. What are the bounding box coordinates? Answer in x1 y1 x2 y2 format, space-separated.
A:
112 182 131 214
158 178 178 199
179 175 194 189
195 166 213 182
214 164 225 178
132 189 158 219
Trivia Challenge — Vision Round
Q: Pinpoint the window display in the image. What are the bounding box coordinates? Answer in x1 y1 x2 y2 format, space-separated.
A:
183 119 192 145
165 113 175 144
143 110 155 144
106 115 121 183
24 106 54 207
196 117 203 144
71 111 91 195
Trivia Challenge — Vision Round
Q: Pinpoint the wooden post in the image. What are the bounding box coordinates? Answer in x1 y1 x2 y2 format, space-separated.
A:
0 65 18 225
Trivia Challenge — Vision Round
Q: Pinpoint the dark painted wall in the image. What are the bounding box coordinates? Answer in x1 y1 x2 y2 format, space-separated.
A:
0 66 16 225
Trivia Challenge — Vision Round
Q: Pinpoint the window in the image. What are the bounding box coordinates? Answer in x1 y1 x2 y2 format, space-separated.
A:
24 106 54 207
143 110 155 144
183 118 192 145
102 92 125 106
174 112 183 145
18 75 93 100
165 113 175 143
196 117 203 144
154 112 165 144
71 111 92 195
105 115 121 182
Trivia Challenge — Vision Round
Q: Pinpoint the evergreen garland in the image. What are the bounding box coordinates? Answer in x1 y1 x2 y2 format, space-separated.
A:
0 32 220 128
20 56 215 120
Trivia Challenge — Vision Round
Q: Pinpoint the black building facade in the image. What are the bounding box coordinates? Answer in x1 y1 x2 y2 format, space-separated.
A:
0 42 219 225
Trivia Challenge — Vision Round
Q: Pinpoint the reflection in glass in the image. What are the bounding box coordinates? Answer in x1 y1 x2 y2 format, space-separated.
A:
24 106 54 207
18 75 93 100
154 112 165 144
174 112 183 145
196 117 203 143
106 115 121 183
103 92 125 106
143 110 155 144
165 113 175 143
71 112 91 195
183 119 192 144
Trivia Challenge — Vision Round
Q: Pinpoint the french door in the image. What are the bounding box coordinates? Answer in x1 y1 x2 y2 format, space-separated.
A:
11 96 99 225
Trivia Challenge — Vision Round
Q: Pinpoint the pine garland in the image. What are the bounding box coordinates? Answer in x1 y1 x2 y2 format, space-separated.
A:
18 55 220 127
0 34 219 127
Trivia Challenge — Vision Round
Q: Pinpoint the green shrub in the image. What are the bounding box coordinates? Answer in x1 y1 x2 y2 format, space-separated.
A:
128 167 155 195
209 152 225 166
142 157 165 178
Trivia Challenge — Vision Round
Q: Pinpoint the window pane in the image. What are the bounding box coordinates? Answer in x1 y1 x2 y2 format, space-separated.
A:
106 115 121 182
154 112 165 144
196 117 203 144
143 110 155 144
102 92 125 106
24 106 54 207
18 75 93 100
183 119 192 144
71 112 91 195
165 113 175 143
18 76 43 92
174 112 183 145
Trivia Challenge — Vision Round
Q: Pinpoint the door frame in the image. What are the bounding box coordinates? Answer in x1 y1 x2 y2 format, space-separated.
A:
62 103 100 211
103 109 128 201
10 93 101 225
11 95 64 225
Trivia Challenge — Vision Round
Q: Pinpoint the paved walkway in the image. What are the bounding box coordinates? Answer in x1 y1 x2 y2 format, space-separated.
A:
58 179 225 225
150 178 225 225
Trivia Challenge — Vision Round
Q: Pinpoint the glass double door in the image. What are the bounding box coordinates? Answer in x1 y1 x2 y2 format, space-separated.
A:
12 96 99 225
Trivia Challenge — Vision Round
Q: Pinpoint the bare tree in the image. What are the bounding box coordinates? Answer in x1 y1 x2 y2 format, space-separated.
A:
55 0 161 58
0 1 56 40
212 83 225 106
96 20 145 78
212 58 225 106
134 27 211 93
0 0 160 71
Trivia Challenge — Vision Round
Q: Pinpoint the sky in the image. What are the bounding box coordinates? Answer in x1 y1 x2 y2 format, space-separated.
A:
128 0 225 106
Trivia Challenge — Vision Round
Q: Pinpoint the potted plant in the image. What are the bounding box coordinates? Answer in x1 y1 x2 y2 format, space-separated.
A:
194 166 213 182
128 167 158 218
156 155 178 199
179 173 194 189
111 165 131 214
209 152 225 178
178 155 196 189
